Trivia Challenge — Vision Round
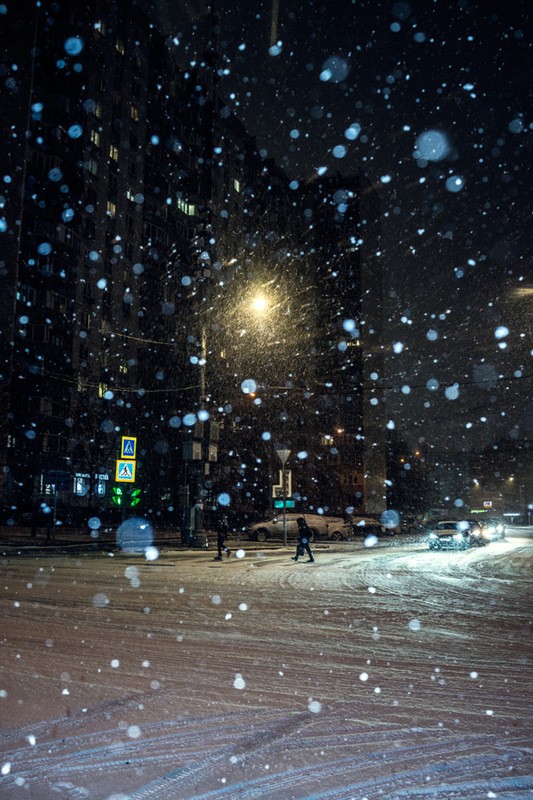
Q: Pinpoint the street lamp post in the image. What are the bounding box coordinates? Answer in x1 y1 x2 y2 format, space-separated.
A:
277 448 291 546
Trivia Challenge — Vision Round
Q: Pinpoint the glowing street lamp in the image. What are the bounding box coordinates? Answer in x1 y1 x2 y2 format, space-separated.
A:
251 294 269 314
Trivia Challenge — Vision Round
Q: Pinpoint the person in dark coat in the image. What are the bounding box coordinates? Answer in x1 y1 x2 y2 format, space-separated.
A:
214 513 231 560
291 516 314 562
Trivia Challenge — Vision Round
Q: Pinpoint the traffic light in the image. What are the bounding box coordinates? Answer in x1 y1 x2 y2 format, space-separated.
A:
112 486 124 506
129 488 141 507
111 486 142 507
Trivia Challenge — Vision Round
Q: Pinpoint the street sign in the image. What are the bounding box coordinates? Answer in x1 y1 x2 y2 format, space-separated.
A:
121 436 137 459
115 459 136 482
276 449 291 466
274 499 295 509
272 469 292 498
281 469 291 496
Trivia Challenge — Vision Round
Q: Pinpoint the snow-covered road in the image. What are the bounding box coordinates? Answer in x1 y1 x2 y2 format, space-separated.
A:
1 530 532 799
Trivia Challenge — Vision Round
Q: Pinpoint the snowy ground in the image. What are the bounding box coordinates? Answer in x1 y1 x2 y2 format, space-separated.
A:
1 528 532 799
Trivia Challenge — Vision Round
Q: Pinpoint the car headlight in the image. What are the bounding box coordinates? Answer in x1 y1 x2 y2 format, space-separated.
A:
453 533 464 541
429 532 438 539
487 526 496 534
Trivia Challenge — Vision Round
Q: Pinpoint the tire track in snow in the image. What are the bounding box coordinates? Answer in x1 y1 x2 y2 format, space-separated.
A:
1 539 532 799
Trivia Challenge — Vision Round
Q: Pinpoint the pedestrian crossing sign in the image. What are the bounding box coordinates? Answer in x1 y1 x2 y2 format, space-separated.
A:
121 436 137 459
115 459 136 482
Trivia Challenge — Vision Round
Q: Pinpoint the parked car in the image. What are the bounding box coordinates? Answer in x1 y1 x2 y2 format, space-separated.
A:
247 513 351 542
478 517 506 541
350 516 386 536
427 519 488 551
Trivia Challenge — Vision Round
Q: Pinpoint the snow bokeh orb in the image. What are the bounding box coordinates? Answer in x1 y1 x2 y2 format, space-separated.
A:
233 673 246 690
145 546 159 561
413 129 449 161
116 518 154 554
64 36 84 55
380 509 400 529
320 55 350 83
241 378 257 395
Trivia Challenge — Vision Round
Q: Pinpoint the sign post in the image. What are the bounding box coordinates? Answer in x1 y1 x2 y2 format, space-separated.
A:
276 449 291 546
115 434 138 521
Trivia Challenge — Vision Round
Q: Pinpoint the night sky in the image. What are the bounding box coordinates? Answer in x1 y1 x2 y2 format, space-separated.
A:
160 0 532 451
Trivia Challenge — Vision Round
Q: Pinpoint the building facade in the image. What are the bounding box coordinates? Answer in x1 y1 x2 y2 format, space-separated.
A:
298 174 386 516
0 0 384 533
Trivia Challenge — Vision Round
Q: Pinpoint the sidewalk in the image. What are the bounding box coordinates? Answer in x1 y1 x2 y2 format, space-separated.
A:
0 525 305 556
0 524 187 555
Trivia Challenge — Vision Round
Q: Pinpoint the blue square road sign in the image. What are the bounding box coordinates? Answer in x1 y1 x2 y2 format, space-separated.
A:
115 460 136 482
121 436 137 459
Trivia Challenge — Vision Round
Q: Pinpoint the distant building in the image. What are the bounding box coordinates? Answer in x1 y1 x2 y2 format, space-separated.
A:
298 174 386 515
471 438 533 522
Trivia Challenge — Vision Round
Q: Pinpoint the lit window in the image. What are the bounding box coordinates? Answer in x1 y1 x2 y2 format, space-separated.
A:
177 197 196 216
79 473 108 496
73 474 89 496
109 144 119 161
106 201 116 218
94 20 107 36
87 158 98 175
116 37 125 55
98 383 108 398
126 188 135 202
90 129 100 147
119 362 128 374
94 103 102 119
130 105 139 122
16 284 36 306
233 178 241 193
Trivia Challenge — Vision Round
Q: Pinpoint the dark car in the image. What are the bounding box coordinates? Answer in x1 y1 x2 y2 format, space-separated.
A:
400 514 426 535
427 519 488 551
350 516 386 536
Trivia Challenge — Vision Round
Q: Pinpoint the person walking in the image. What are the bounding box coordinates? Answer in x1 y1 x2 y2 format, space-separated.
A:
291 516 314 563
214 513 231 561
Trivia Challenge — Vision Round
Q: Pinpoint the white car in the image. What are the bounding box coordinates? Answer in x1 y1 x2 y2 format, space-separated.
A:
427 519 488 550
247 513 351 542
